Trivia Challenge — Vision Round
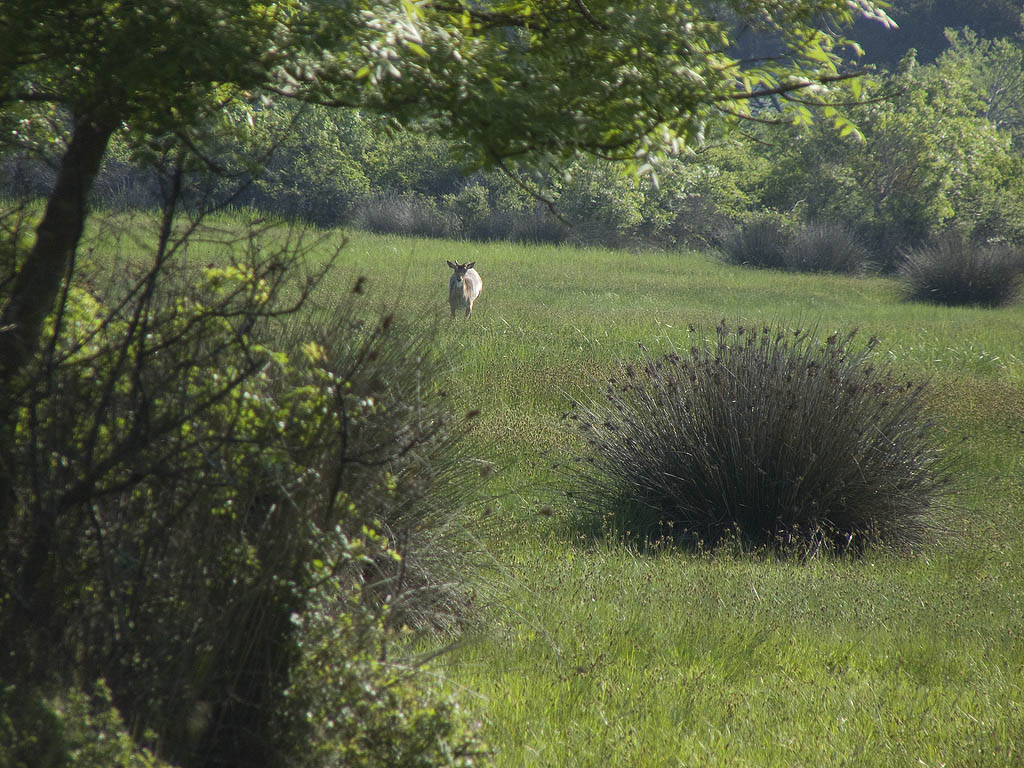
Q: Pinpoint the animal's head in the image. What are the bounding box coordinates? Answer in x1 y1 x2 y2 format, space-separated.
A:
447 260 476 282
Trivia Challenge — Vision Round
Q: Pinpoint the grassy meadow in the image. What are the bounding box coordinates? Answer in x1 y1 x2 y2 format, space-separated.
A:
79 214 1024 765
311 230 1024 767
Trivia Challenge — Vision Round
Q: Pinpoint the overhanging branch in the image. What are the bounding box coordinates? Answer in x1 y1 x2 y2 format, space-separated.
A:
718 69 865 103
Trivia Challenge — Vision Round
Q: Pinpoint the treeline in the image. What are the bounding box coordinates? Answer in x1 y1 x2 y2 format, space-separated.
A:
5 27 1024 263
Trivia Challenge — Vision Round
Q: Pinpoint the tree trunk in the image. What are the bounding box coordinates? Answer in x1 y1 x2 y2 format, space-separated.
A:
0 112 115 385
0 112 115 615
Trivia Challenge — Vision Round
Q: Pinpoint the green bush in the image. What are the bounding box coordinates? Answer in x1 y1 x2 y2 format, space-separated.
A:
898 234 1024 307
657 193 740 251
442 183 492 239
286 549 489 768
0 682 168 768
263 303 489 633
0 213 489 767
565 322 952 553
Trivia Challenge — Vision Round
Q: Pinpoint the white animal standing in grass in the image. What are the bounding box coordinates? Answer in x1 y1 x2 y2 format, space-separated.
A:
447 260 483 318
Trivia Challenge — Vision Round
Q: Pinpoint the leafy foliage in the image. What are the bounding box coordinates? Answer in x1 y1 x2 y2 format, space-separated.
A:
758 37 1024 267
264 303 490 633
939 28 1024 153
565 323 952 553
288 569 489 768
0 682 168 768
0 203 489 766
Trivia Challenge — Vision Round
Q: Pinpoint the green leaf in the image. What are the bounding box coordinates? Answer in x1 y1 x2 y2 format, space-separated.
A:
405 41 428 58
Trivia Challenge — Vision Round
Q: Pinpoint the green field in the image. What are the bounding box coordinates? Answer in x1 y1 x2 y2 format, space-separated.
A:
302 230 1024 767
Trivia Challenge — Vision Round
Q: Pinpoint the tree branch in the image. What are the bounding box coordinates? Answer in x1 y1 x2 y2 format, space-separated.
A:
718 70 865 102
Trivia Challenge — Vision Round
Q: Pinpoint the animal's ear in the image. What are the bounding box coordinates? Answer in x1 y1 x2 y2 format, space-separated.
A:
447 260 457 269
465 262 475 269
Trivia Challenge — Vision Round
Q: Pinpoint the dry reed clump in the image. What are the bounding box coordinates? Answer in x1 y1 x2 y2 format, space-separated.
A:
787 220 872 274
350 191 459 239
564 321 953 554
720 218 791 270
899 234 1024 307
723 219 872 274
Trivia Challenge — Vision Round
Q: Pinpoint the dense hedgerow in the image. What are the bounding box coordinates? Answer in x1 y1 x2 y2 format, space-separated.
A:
565 322 952 553
899 234 1024 307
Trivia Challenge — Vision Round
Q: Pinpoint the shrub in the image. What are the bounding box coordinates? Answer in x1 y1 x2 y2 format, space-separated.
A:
442 183 492 239
786 220 872 274
0 681 169 768
0 208 490 767
899 234 1024 307
564 322 952 553
350 191 458 239
286 549 489 768
660 194 739 251
263 302 490 633
720 217 792 269
722 218 871 274
0 155 57 201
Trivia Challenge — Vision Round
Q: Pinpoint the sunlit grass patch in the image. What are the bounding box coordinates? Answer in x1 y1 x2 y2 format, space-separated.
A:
75 217 1023 768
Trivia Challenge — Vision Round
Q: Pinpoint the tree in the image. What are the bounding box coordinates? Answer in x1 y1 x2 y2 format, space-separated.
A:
939 28 1024 152
753 39 1024 262
1 0 894 392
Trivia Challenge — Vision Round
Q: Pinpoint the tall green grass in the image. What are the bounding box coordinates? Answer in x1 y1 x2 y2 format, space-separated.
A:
307 229 1023 767
78 216 1023 766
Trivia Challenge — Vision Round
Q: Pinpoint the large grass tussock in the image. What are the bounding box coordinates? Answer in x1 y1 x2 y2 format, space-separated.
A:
565 322 953 553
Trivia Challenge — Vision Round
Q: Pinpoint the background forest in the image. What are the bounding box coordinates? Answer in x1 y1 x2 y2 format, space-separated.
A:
6 8 1024 262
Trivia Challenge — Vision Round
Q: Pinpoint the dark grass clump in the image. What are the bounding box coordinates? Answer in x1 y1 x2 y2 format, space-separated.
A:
261 300 491 633
564 322 952 554
786 220 872 274
350 191 459 239
720 218 791 270
899 234 1024 307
